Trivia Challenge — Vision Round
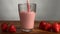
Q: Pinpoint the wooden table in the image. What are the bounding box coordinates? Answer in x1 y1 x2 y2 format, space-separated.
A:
0 21 60 34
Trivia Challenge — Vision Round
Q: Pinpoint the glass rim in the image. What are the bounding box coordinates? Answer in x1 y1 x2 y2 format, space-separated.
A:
18 3 36 5
18 3 36 12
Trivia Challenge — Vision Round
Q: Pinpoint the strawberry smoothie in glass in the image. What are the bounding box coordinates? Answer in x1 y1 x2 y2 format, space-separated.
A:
18 0 36 32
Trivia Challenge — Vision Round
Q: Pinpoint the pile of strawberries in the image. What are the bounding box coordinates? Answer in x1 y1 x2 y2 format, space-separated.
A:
39 21 60 33
1 21 60 33
1 23 16 33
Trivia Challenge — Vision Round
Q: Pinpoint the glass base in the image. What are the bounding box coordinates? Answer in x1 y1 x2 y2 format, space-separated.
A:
21 29 32 32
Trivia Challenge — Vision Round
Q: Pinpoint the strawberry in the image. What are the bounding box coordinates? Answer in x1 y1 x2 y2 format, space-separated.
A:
8 24 16 32
39 21 52 31
39 21 47 30
1 23 8 32
44 23 52 31
59 24 60 30
52 23 60 33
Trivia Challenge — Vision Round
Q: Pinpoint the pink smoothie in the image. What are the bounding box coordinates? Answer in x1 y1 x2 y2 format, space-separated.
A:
20 11 35 29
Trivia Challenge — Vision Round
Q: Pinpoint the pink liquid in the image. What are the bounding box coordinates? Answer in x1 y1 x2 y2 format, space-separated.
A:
27 0 30 12
20 11 35 29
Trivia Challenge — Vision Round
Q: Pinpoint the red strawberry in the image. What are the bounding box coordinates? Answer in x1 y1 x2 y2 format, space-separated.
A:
8 24 16 32
39 21 47 30
59 24 60 30
44 23 52 31
52 23 60 33
1 23 8 32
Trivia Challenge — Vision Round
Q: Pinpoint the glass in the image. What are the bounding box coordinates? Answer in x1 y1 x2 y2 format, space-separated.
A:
18 3 36 32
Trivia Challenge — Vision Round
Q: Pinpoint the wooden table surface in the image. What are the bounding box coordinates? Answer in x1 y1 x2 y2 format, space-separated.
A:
0 21 60 34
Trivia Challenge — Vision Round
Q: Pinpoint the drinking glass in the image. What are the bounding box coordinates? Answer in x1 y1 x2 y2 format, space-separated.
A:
18 3 36 32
